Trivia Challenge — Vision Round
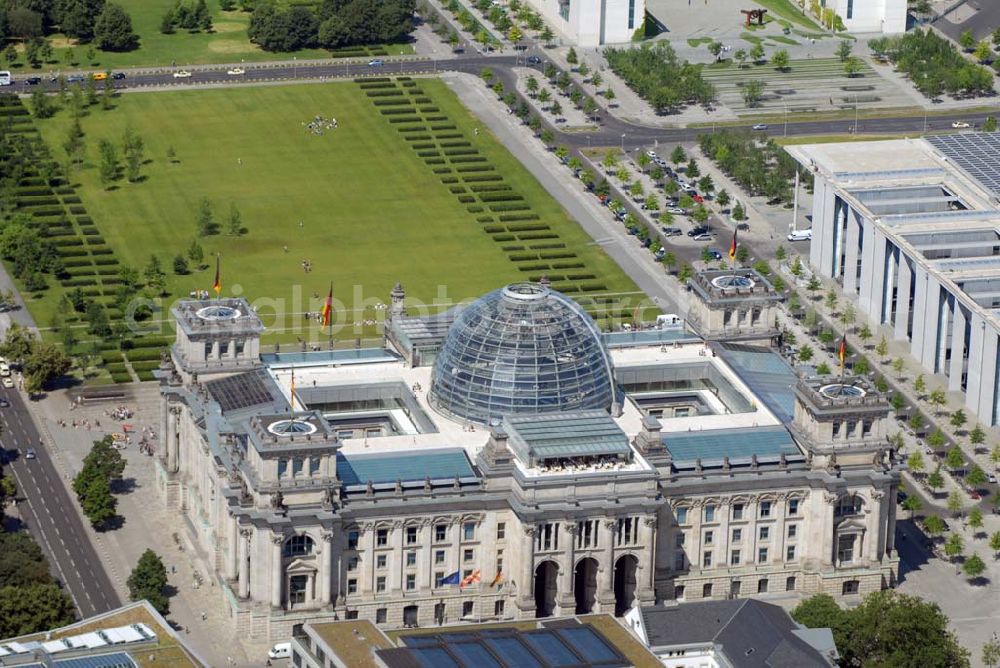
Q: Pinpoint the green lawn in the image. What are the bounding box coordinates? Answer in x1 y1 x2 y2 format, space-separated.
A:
750 0 824 32
37 0 412 70
32 79 640 344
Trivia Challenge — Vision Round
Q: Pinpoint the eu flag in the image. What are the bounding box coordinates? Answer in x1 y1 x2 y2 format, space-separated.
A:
437 571 460 586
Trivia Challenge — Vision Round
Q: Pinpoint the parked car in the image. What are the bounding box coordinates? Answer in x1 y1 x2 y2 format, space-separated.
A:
0 398 9 407
752 123 768 131
693 233 713 241
661 227 683 236
687 226 709 237
692 194 705 204
645 150 658 159
706 248 723 260
367 59 384 67
24 76 41 85
25 448 36 460
951 121 971 129
526 56 542 64
787 229 812 242
67 74 84 83
227 67 245 75
667 207 687 215
988 473 997 484
111 72 126 80
173 70 192 78
627 226 640 235
2 377 13 389
91 71 107 81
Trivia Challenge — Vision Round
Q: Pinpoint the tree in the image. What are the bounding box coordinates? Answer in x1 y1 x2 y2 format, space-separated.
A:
566 46 578 66
507 24 522 44
929 388 947 412
798 344 814 362
708 40 723 61
771 48 790 71
907 450 925 475
892 357 904 378
844 56 863 78
98 139 118 189
875 336 889 359
960 29 976 52
94 3 138 52
943 444 963 471
984 638 1000 668
526 76 539 97
122 126 144 182
731 202 746 222
144 255 167 296
539 128 554 147
816 362 832 375
741 78 765 107
964 553 986 580
791 594 849 643
974 40 993 64
670 145 686 166
685 159 700 179
947 490 964 517
985 116 998 133
539 25 554 45
968 466 987 489
857 324 872 347
480 67 494 84
0 584 75 638
749 42 765 63
902 494 922 518
734 48 747 69
127 549 169 614
969 506 985 533
970 424 986 447
78 475 116 527
187 239 204 268
924 513 945 535
913 373 926 396
990 531 1000 558
836 39 853 62
716 189 730 209
173 255 189 275
951 409 968 431
228 203 243 236
23 343 72 394
166 145 177 163
196 197 214 236
927 466 945 493
537 88 551 104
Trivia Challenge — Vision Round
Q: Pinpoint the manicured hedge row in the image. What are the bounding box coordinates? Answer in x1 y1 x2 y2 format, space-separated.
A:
62 278 97 287
110 372 131 384
403 134 431 140
518 233 558 240
455 165 494 173
425 158 445 165
488 203 531 212
461 175 503 182
551 262 586 269
398 126 428 133
387 116 423 123
540 252 576 260
412 143 435 149
484 225 505 233
507 224 549 232
125 348 167 361
52 237 84 246
69 205 86 215
466 205 484 213
478 193 524 202
530 242 565 249
91 247 114 255
58 248 88 257
433 168 452 175
439 141 472 148
131 336 172 348
429 124 456 130
448 157 487 163
510 253 539 261
566 273 597 280
366 89 405 97
372 99 413 107
416 150 440 157
424 115 447 122
136 370 157 382
81 227 100 235
86 236 106 245
443 148 478 156
470 184 511 192
501 245 524 251
129 361 162 372
441 177 459 184
493 234 515 241
94 257 118 266
380 108 417 115
457 195 475 203
448 186 466 194
63 259 93 267
62 196 82 204
519 264 550 272
434 133 463 140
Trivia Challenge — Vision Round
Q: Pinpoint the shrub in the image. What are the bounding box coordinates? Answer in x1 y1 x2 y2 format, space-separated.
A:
449 186 466 194
449 157 488 164
416 150 441 157
424 158 445 165
478 193 524 202
441 177 459 184
462 175 503 182
456 165 496 173
457 195 475 203
489 203 532 212
499 214 540 222
477 216 494 223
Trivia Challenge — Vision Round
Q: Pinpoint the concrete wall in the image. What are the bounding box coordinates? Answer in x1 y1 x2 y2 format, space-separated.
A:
525 0 644 46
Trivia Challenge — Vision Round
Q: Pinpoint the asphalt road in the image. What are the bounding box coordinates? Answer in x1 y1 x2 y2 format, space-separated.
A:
7 53 1000 147
1 386 120 619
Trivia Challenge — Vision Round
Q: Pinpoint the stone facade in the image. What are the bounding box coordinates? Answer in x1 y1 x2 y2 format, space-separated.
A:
156 297 899 641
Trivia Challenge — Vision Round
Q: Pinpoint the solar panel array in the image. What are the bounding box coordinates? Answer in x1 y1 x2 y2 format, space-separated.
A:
15 651 137 668
927 133 1000 197
380 625 629 668
205 370 278 413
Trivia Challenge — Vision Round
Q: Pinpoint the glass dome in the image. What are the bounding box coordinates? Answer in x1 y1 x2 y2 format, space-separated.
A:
429 283 615 424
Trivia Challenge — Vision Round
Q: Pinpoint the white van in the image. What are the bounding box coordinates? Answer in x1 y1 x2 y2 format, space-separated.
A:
657 314 683 329
787 229 812 242
267 642 291 659
0 71 11 86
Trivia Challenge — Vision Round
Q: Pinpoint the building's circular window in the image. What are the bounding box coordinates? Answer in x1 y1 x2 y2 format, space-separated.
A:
267 419 317 436
819 383 866 399
711 275 755 290
196 305 240 321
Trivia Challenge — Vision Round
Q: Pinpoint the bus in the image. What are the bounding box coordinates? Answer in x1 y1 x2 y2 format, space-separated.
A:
0 71 11 86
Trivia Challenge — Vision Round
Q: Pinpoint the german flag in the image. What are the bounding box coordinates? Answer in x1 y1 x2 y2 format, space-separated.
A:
729 227 738 261
321 282 333 329
489 570 503 588
212 255 221 296
838 336 847 370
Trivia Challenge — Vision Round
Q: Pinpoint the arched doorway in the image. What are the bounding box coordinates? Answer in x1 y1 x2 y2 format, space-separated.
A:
613 555 638 617
534 561 559 618
574 558 599 614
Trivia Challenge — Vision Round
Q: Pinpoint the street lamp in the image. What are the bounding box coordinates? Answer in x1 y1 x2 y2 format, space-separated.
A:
620 133 626 152
783 103 788 137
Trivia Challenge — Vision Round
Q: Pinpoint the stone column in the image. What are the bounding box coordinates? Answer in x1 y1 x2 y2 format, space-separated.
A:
271 532 284 609
843 216 860 295
516 526 536 614
238 528 251 599
598 519 617 609
226 516 238 581
880 241 895 325
558 523 577 612
894 256 912 341
949 305 967 393
821 493 836 566
638 517 657 603
165 405 178 473
320 530 333 606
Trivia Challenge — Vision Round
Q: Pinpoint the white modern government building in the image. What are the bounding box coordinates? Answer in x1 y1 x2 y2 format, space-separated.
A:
528 0 644 45
821 0 906 34
154 275 900 641
789 134 1000 425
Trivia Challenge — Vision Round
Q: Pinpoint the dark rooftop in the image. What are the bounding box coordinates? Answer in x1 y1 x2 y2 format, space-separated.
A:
205 369 284 414
639 600 834 667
